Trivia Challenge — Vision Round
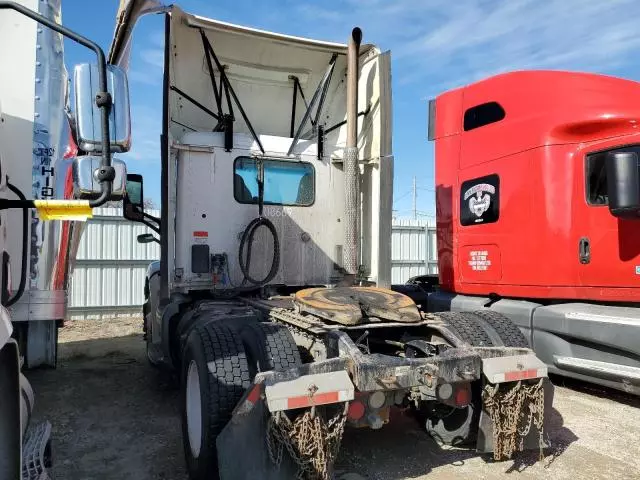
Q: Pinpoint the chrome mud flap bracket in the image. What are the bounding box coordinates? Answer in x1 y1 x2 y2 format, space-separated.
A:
476 354 555 454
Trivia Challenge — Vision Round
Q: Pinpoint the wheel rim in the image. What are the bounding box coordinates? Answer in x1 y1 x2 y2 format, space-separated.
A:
435 406 470 431
186 360 202 458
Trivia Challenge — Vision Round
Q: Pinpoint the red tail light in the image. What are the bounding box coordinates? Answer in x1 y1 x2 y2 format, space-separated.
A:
454 386 471 407
347 401 365 421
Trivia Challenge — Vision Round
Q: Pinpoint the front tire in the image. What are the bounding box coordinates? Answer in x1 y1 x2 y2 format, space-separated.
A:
180 322 251 480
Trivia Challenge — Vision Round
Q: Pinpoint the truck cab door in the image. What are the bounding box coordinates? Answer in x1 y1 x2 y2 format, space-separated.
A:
576 143 640 289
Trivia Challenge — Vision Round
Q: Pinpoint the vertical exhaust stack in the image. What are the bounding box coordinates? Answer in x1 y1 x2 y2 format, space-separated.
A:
343 27 362 281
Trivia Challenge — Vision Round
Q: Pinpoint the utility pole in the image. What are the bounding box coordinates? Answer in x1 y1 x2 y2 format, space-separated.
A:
412 176 417 220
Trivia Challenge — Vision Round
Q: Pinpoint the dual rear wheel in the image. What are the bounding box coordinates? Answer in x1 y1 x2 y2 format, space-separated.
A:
420 310 528 446
180 321 300 480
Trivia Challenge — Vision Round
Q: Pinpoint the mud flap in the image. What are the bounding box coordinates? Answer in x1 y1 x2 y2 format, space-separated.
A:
476 377 555 453
217 382 299 480
217 367 356 480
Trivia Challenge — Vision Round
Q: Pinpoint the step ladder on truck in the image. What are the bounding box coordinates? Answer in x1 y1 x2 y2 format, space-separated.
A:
110 2 556 479
0 1 133 478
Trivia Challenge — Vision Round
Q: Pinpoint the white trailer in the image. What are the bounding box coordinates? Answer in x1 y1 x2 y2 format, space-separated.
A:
0 1 132 477
0 0 68 368
0 96 51 480
0 0 132 368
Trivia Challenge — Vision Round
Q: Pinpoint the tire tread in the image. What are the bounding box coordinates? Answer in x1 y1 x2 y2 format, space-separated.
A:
471 310 529 347
182 322 250 480
199 323 251 434
437 311 493 346
242 322 302 374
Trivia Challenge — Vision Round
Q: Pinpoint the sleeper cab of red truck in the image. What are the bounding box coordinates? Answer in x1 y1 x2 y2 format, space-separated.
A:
429 70 640 303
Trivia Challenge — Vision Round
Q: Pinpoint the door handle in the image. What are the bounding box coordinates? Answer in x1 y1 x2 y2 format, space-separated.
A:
579 237 590 264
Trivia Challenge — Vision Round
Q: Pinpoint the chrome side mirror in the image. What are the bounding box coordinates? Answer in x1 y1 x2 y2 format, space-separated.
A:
72 156 127 200
74 64 131 153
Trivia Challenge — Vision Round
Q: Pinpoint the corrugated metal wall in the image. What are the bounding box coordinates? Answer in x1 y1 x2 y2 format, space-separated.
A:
67 208 160 320
67 212 437 319
391 219 438 284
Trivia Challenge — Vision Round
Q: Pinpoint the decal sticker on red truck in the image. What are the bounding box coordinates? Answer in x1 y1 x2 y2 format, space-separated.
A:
460 174 500 226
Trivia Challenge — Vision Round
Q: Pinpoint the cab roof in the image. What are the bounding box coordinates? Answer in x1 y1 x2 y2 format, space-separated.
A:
433 70 640 144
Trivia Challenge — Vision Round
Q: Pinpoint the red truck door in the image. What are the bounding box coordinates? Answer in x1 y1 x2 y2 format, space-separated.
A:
576 143 640 289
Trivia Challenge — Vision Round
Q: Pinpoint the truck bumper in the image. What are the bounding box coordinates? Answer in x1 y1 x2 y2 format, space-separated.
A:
217 338 551 479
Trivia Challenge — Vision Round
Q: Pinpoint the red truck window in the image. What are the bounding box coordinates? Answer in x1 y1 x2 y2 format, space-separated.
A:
463 102 505 131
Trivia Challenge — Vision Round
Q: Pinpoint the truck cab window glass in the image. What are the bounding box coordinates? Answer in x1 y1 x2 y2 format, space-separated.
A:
463 102 505 131
233 157 315 206
586 151 608 205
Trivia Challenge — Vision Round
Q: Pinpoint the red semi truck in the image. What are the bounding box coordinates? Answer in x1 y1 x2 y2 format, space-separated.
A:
412 70 640 395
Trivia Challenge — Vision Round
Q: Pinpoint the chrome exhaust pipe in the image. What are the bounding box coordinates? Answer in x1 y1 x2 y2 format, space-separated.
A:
343 27 362 279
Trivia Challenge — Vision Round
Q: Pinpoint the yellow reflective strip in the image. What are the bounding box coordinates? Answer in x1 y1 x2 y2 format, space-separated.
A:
33 200 93 221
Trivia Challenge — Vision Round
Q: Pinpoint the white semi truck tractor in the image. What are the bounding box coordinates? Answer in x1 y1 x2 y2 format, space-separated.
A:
111 3 556 479
0 1 131 477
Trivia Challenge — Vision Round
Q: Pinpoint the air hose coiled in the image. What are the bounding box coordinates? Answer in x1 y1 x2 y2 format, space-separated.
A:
238 216 280 286
237 158 281 286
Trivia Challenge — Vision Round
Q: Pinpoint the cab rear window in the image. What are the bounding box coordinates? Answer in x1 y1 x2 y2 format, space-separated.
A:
233 157 315 206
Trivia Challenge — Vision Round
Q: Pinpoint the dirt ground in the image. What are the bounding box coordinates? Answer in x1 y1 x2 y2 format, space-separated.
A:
28 318 640 480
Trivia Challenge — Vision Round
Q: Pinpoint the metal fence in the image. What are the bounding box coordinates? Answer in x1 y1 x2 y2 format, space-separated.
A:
67 211 437 319
391 219 438 284
67 208 160 320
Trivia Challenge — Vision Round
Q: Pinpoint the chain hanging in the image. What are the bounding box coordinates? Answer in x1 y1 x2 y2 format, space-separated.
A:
266 404 348 480
482 378 545 462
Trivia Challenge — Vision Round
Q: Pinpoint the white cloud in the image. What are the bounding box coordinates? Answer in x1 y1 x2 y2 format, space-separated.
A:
139 48 164 70
128 69 161 86
289 0 640 97
121 103 161 164
128 26 165 84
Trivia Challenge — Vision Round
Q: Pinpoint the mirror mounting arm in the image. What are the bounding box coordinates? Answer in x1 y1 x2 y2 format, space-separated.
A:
0 1 114 209
141 218 161 236
143 211 161 225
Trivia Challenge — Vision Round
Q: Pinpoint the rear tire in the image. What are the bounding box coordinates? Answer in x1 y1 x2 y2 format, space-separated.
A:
180 322 251 480
422 311 526 446
436 311 493 347
471 310 529 347
240 322 302 378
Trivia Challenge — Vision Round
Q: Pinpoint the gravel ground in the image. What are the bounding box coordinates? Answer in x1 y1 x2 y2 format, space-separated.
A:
28 318 640 480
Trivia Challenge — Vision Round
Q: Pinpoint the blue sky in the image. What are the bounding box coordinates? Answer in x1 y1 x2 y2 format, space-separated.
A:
61 0 640 219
